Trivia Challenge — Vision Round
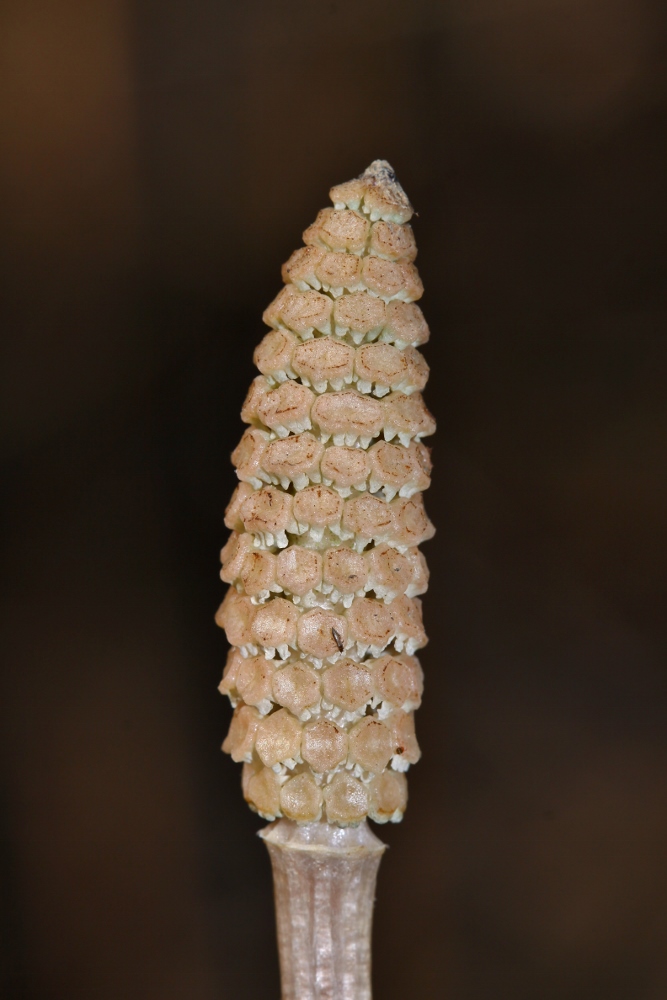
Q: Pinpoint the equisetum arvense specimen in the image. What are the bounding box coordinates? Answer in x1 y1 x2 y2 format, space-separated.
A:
216 161 434 999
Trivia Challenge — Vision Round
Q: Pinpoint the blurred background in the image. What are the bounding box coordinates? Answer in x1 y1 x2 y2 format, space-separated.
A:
1 0 667 997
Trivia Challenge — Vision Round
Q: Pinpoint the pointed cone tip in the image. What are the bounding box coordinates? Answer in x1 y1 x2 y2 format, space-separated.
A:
359 159 412 214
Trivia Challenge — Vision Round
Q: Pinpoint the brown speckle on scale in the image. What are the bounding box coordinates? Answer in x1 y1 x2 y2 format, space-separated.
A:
331 627 344 653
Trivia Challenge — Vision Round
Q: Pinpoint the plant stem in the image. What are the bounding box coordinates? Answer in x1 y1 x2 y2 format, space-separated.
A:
261 818 386 1000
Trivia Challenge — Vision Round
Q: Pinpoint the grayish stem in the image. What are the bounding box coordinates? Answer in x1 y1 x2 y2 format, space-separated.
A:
260 819 386 1000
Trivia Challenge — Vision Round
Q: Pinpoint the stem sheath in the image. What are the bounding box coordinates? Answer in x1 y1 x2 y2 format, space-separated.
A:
261 818 386 1000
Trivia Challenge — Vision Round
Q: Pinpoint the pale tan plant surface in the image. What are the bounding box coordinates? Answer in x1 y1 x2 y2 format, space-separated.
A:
217 161 434 828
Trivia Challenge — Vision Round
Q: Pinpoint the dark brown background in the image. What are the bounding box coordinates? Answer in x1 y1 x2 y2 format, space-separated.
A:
1 1 667 997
